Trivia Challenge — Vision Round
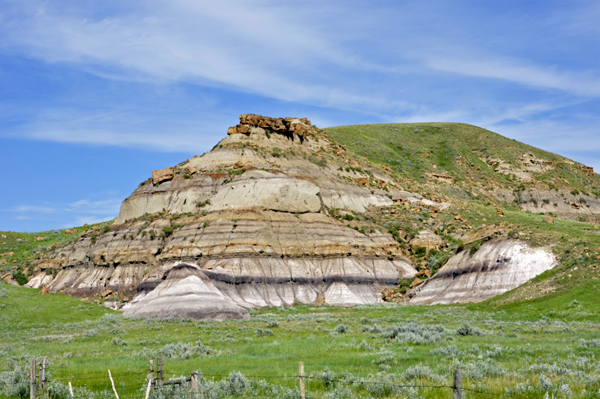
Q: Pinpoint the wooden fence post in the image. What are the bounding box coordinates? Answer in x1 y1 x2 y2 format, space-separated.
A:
108 370 120 399
453 369 462 399
149 360 155 390
299 362 305 399
30 359 36 399
191 371 198 392
40 357 47 391
156 358 163 387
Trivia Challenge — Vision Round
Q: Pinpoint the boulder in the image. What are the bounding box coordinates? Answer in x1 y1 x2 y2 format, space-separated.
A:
410 277 423 288
410 230 443 250
542 215 554 224
183 165 197 175
152 168 174 185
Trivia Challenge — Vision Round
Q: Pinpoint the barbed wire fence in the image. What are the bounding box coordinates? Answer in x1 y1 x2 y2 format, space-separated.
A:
22 357 521 399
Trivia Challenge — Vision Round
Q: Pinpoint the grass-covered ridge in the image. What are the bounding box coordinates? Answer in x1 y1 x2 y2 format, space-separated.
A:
326 122 600 198
0 221 114 288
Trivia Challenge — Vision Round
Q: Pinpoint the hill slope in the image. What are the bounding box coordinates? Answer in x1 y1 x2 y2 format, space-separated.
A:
326 122 600 305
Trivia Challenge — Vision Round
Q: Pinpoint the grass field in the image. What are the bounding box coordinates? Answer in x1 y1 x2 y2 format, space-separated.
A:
1 282 600 399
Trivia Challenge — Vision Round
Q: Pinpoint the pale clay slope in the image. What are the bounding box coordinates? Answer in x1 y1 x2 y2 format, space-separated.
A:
122 264 249 320
409 238 558 305
26 117 562 318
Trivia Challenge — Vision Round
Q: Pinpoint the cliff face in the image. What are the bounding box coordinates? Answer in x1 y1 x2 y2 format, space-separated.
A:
28 115 430 317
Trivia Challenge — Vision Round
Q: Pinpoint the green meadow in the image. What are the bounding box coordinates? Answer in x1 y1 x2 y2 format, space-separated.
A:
1 281 600 399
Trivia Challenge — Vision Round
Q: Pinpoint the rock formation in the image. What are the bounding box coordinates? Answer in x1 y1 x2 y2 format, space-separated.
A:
24 114 568 317
27 114 434 318
408 238 557 305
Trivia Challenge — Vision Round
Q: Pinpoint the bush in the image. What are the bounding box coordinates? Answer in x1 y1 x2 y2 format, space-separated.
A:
0 366 29 398
161 227 174 238
12 271 28 286
196 199 211 208
333 324 350 334
147 340 218 359
397 278 412 295
383 323 446 344
457 322 483 336
256 328 274 337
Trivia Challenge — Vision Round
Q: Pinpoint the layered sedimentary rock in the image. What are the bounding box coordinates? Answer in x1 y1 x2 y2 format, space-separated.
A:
28 114 431 317
122 263 249 320
408 238 558 305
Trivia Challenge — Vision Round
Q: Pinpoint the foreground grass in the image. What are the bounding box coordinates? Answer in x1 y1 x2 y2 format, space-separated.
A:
1 283 600 399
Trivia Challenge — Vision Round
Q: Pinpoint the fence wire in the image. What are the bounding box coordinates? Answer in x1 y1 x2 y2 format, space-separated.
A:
5 361 524 399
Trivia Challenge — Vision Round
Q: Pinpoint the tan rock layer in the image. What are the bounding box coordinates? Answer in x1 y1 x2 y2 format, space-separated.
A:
228 114 312 137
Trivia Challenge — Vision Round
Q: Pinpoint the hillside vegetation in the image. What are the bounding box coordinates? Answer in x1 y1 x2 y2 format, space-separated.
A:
326 122 600 200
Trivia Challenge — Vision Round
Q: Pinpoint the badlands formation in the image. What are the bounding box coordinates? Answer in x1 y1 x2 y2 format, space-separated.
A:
27 115 559 318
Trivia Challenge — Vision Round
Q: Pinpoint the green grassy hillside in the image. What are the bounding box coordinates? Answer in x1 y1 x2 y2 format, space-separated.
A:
0 221 113 288
326 122 600 201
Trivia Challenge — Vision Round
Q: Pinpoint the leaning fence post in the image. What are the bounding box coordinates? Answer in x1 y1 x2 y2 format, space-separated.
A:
108 370 120 399
191 371 198 392
30 359 36 399
68 382 74 399
299 362 305 399
453 369 463 399
149 360 155 390
144 379 152 399
156 357 164 387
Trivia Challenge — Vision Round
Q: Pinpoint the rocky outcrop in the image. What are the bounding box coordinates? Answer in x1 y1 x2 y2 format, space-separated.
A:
409 230 443 250
491 189 600 215
152 168 174 185
228 114 311 138
484 153 555 181
408 238 558 305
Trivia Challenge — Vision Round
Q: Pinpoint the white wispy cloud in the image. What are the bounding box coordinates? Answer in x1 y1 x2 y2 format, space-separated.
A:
0 0 598 163
12 197 121 229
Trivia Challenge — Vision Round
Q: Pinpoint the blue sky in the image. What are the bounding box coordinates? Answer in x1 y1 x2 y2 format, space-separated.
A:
1 0 600 232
